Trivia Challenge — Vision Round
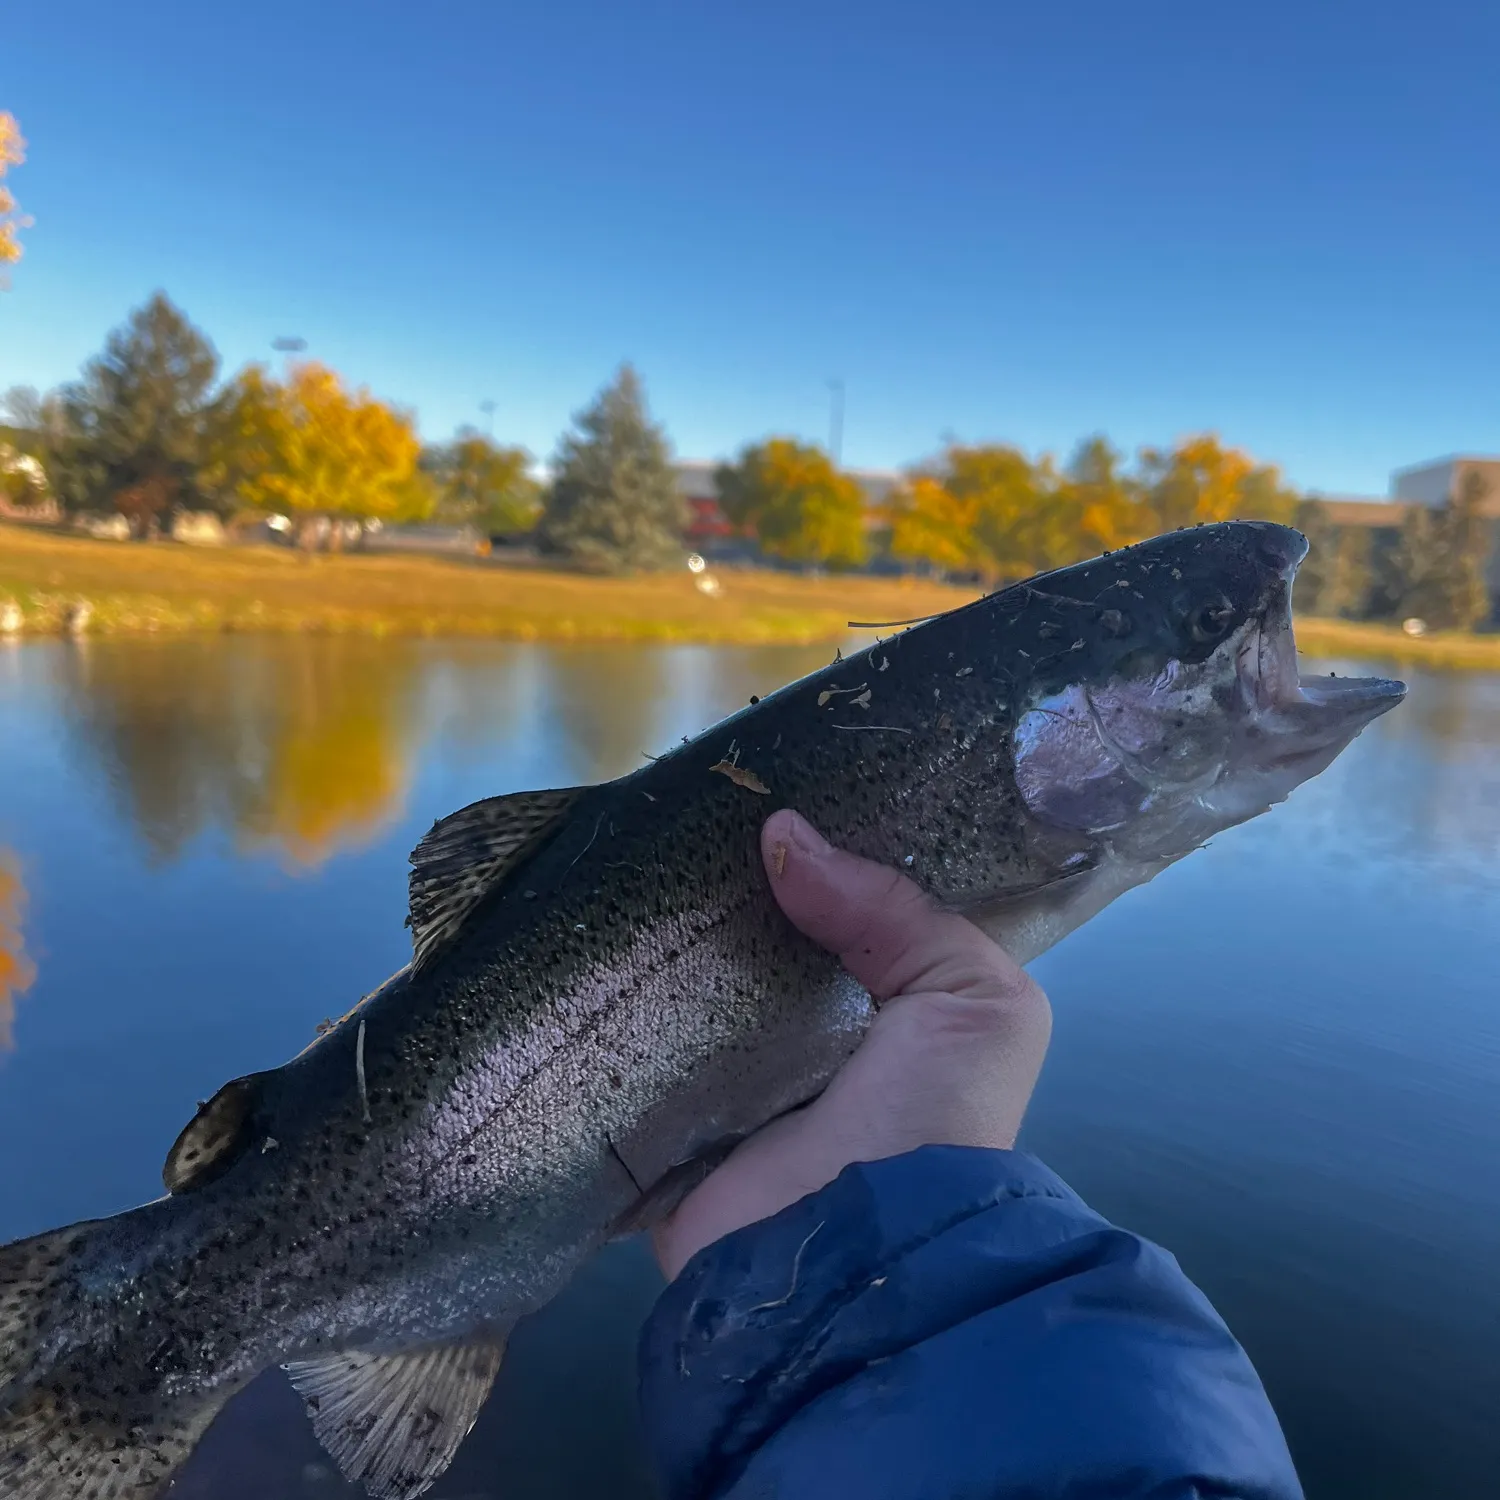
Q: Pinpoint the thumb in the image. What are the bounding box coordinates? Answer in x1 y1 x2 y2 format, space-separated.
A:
760 809 1035 1007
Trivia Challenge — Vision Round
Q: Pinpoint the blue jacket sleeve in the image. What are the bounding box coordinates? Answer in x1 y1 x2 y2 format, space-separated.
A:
638 1146 1304 1500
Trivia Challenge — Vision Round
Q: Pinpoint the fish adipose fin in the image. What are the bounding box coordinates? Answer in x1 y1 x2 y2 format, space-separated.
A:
0 1222 231 1499
407 787 585 969
162 1071 267 1194
284 1338 506 1500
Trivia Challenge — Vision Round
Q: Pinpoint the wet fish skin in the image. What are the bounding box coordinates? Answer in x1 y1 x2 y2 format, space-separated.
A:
0 520 1405 1500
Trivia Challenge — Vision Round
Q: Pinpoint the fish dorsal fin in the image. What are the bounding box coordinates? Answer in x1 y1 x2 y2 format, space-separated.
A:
284 1338 506 1500
407 787 584 970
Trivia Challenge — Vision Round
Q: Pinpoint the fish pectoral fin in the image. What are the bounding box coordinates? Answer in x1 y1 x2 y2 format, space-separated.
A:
609 1135 747 1238
407 786 586 970
284 1337 506 1500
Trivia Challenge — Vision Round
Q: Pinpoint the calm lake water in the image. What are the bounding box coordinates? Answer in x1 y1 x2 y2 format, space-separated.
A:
1 635 1497 1500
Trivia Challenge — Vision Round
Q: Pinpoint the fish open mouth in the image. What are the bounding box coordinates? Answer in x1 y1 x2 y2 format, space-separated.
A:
1246 559 1407 741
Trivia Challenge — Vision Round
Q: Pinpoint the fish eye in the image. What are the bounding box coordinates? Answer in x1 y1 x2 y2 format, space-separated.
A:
1188 596 1235 643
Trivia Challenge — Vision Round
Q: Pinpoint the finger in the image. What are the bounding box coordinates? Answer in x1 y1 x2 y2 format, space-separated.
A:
760 809 1036 1005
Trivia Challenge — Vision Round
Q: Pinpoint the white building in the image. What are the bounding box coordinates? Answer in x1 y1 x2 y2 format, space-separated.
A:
1392 455 1500 515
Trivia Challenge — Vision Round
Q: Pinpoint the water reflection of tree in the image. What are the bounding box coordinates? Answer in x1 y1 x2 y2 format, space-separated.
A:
57 639 250 860
412 643 537 768
0 850 36 1052
236 644 422 867
535 644 836 786
539 646 677 783
689 644 834 726
54 639 423 868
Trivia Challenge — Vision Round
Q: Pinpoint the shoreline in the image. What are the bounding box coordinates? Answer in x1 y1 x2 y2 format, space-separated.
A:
3 522 1498 669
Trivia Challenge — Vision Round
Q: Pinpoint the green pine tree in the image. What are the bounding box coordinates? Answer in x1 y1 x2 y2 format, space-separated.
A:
1391 472 1489 630
1294 500 1373 618
538 365 684 573
50 293 222 533
1443 470 1491 628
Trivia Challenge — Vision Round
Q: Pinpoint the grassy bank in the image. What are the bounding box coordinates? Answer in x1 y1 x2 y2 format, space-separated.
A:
1291 616 1500 671
3 522 1498 667
0 522 980 645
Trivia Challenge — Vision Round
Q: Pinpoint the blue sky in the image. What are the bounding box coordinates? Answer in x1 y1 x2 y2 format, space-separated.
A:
1 0 1496 494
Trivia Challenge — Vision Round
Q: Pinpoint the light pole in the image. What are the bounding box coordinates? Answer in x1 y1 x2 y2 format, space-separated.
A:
827 379 844 466
479 400 496 439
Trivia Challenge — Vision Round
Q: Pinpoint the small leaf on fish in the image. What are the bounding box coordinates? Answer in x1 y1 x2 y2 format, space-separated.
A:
710 760 771 795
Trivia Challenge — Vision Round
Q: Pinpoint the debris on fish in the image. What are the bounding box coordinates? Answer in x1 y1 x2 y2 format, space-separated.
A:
709 759 771 794
0 522 1405 1500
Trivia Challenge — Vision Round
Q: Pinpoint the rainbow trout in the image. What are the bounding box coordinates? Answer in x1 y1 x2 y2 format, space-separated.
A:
0 521 1403 1499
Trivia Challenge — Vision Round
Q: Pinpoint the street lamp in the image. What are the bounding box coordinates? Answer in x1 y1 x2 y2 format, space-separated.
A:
827 379 845 466
271 337 307 376
479 399 496 439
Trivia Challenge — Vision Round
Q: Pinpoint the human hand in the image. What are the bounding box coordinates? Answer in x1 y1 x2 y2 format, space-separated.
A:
651 808 1053 1280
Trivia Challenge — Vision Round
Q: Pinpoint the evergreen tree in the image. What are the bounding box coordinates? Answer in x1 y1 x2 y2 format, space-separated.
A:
1293 500 1374 618
1391 472 1489 630
1446 470 1492 627
539 366 684 572
53 293 222 533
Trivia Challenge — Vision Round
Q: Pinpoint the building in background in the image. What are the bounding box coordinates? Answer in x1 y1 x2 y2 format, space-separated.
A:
1310 454 1500 625
1393 456 1500 513
675 460 746 559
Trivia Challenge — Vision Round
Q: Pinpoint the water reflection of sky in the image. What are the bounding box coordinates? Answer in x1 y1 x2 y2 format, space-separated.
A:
0 638 1497 1500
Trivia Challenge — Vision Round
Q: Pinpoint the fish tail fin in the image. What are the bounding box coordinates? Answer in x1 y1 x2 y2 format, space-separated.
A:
0 1218 231 1499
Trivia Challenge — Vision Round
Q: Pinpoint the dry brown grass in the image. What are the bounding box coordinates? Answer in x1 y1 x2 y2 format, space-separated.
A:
4 522 1497 667
1293 615 1500 672
0 523 980 644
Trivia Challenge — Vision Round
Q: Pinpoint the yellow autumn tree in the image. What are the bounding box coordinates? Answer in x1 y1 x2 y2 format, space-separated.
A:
715 438 869 567
1139 434 1298 533
888 474 982 574
1056 435 1152 555
890 445 1082 584
209 362 435 528
0 112 29 269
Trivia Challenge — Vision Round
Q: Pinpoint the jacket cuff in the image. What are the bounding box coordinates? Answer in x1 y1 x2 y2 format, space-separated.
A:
637 1145 1301 1500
